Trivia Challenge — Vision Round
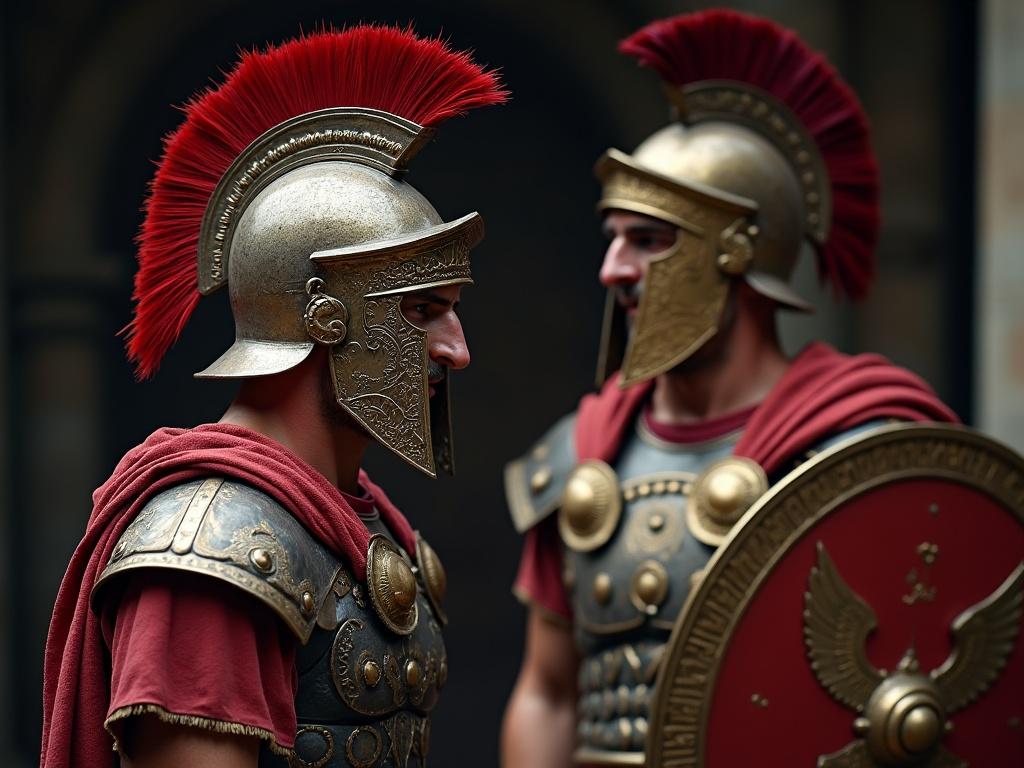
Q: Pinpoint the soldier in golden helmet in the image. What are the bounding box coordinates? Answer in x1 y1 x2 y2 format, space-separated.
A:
501 10 959 767
40 26 505 768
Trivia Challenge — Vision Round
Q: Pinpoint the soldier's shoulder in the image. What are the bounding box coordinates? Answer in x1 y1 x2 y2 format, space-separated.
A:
504 411 578 534
94 477 343 642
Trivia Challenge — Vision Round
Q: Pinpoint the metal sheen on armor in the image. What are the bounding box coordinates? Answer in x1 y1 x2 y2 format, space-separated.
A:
94 478 342 641
261 530 446 768
594 83 824 388
94 476 449 768
646 423 1024 768
192 108 484 478
560 420 739 764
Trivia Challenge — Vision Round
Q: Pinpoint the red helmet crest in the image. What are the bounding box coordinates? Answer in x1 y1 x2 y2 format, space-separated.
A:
126 26 507 379
621 10 880 301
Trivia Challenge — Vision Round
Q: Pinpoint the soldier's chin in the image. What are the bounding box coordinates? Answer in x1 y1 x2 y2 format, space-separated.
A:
670 333 727 376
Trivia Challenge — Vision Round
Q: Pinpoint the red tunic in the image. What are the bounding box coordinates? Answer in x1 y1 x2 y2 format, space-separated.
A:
514 342 959 621
41 424 415 768
100 487 381 755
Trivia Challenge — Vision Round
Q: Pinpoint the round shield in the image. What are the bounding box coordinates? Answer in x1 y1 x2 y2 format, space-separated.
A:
646 423 1024 767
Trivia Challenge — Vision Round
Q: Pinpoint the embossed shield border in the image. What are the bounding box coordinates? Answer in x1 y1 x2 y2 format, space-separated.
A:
644 423 1024 767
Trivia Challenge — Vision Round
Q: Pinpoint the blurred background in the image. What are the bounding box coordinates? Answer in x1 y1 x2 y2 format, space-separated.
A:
2 0 1021 764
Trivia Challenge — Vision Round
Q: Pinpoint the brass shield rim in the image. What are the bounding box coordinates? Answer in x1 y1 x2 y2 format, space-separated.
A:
645 422 1024 768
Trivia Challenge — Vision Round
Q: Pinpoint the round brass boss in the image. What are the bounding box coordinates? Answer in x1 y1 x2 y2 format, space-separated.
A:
366 535 419 635
558 460 622 552
630 560 669 614
862 674 947 764
687 457 768 546
362 660 381 687
900 705 940 753
405 659 423 687
415 532 448 625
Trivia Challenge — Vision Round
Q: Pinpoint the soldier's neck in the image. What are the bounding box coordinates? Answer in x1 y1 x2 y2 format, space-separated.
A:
219 353 370 495
649 297 788 424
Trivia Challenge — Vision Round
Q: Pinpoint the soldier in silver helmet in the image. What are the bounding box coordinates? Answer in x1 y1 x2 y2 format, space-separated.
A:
501 10 955 767
40 27 505 768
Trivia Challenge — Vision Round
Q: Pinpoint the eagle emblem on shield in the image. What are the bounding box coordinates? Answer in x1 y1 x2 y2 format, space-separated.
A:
645 424 1024 767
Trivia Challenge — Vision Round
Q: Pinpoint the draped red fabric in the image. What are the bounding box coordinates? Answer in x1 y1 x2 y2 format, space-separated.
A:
575 376 654 462
575 342 957 471
40 423 415 768
512 343 960 621
732 342 959 473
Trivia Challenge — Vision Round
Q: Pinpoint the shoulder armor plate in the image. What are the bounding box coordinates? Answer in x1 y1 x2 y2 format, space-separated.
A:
504 412 578 533
93 478 343 642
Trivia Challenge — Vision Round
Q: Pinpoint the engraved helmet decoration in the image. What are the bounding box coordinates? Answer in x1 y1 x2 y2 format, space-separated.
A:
595 10 880 386
123 27 507 477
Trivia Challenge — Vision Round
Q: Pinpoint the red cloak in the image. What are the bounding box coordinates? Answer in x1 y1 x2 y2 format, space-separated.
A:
40 423 415 768
515 342 959 619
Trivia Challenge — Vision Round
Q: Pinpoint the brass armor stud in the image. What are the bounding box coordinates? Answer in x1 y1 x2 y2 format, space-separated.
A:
366 535 419 635
593 573 613 605
530 466 552 494
362 660 381 687
301 591 315 616
415 532 448 625
558 460 622 552
630 560 669 614
687 457 768 546
249 547 274 573
648 513 665 532
405 659 423 687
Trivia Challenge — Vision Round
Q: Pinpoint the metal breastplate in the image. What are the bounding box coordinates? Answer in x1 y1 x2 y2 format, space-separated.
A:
261 514 446 768
561 420 759 764
93 478 446 768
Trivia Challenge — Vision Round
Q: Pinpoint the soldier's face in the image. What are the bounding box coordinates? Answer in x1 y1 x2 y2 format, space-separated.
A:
399 284 470 397
599 211 678 319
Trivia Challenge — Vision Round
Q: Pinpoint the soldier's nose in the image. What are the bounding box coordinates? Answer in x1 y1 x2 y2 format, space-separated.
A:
600 238 643 288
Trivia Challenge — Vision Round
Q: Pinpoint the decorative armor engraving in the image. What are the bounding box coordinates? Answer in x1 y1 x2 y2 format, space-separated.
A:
266 529 445 768
95 478 341 641
806 543 1023 766
414 533 447 626
646 424 1024 768
198 108 429 293
95 477 445 768
304 278 349 346
679 82 831 242
366 535 419 635
365 238 472 296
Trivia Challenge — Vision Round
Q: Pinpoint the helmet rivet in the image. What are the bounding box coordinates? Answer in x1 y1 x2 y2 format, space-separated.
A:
250 548 274 573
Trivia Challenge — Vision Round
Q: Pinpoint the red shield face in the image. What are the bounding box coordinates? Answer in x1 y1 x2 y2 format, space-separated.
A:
646 424 1024 768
